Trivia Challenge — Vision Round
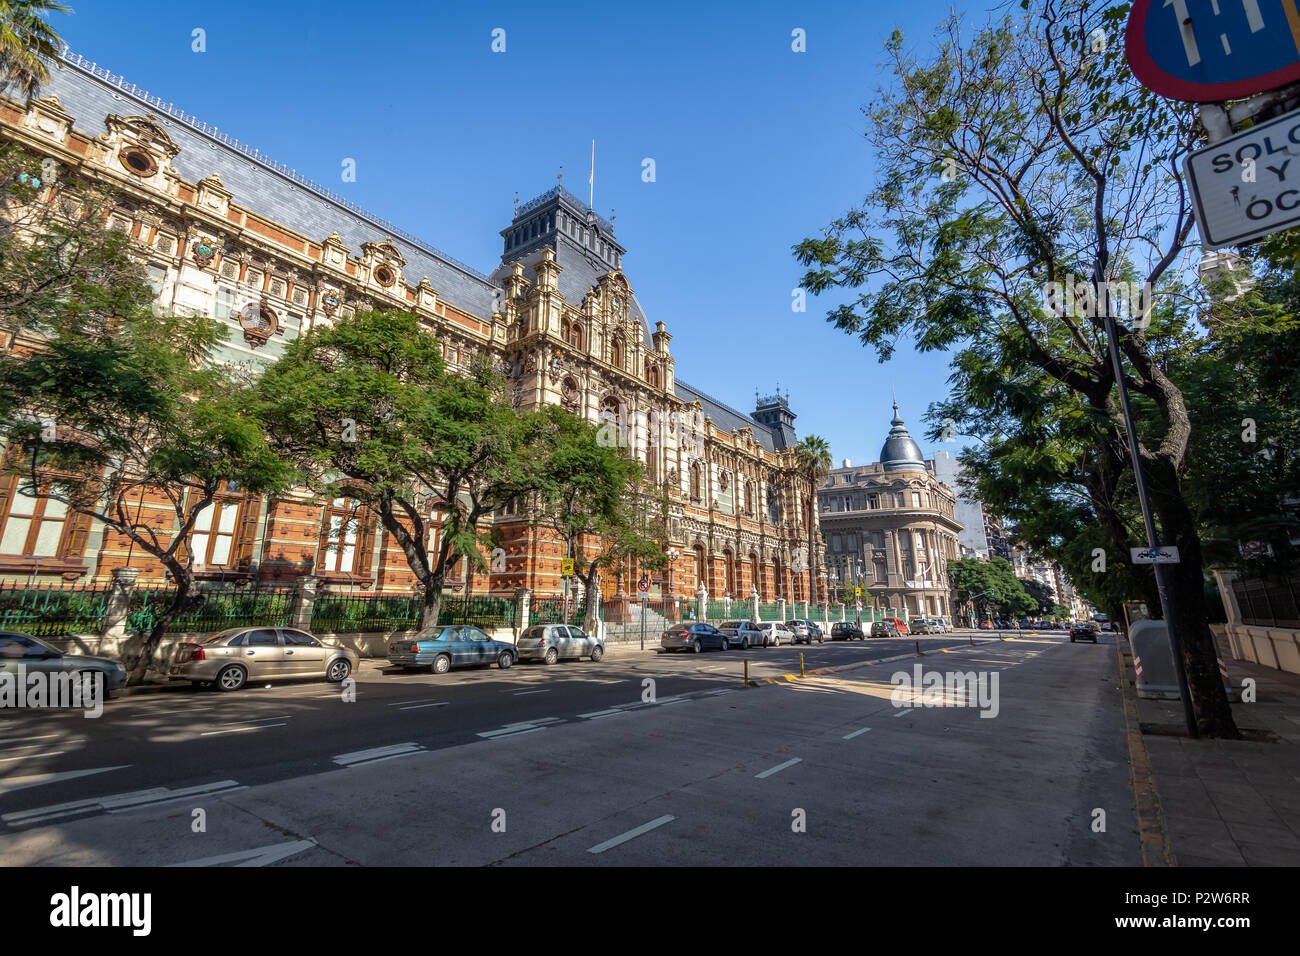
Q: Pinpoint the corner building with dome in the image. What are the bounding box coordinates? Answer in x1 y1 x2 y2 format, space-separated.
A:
817 405 963 622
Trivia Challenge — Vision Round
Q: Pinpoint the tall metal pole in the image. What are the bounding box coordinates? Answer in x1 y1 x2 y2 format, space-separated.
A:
1101 298 1198 739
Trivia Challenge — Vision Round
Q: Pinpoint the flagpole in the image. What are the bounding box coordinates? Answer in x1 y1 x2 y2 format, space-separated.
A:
589 140 595 209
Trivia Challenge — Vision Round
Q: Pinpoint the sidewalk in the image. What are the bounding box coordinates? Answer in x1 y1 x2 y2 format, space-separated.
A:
1123 637 1300 866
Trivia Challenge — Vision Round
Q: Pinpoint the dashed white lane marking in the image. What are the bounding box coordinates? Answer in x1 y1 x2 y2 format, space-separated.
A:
477 717 563 738
587 814 676 854
3 779 243 826
0 764 129 797
755 757 802 779
893 709 912 717
398 702 448 710
842 727 872 740
333 743 422 767
0 750 65 762
387 698 444 707
0 734 59 746
513 689 550 696
577 708 625 720
169 838 319 868
199 723 288 736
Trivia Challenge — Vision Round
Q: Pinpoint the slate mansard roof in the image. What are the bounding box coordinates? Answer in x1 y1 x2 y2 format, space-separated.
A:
40 49 784 456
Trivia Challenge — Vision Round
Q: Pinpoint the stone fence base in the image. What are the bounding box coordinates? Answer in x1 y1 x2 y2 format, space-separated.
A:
1220 622 1300 676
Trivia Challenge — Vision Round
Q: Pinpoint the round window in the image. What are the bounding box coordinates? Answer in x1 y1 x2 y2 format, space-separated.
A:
119 148 158 177
374 266 396 287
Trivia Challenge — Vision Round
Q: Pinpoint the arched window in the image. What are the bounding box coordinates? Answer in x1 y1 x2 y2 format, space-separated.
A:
566 320 583 349
695 544 707 588
646 362 660 388
723 549 736 595
689 463 701 500
611 336 624 370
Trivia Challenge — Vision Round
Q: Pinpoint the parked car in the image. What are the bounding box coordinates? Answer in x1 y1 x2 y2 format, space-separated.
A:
387 625 517 674
911 620 936 635
661 622 728 653
978 620 994 630
1070 622 1100 644
831 621 865 641
717 620 765 649
870 620 901 638
926 618 949 633
754 621 793 647
1100 622 1115 632
172 626 358 691
0 631 127 698
785 620 823 644
515 624 605 664
882 616 910 635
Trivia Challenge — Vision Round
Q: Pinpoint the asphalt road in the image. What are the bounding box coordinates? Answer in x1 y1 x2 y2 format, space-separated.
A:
0 629 1139 866
0 633 986 820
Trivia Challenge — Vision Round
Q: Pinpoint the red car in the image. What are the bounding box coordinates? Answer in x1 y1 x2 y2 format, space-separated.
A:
978 620 994 630
882 617 909 635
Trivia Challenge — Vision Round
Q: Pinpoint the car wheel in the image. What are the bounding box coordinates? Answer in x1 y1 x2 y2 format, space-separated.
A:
433 654 451 674
693 639 702 654
773 636 781 647
77 670 108 703
544 647 559 665
590 645 605 662
215 664 246 692
720 637 729 651
498 651 514 670
327 658 352 683
741 637 749 650
1070 636 1076 643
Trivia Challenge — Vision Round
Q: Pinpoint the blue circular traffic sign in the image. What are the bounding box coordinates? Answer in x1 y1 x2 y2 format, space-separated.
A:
1127 0 1300 101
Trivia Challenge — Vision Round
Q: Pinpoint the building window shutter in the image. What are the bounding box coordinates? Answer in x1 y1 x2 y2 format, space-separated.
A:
232 495 262 569
355 514 377 578
62 509 93 559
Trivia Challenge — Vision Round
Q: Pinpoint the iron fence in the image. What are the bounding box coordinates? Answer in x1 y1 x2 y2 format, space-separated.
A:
528 596 586 626
438 595 516 629
130 585 295 634
0 582 109 637
756 602 783 622
312 592 423 633
1233 572 1300 628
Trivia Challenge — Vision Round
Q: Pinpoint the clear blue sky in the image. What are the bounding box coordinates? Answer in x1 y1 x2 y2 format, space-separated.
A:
55 0 974 467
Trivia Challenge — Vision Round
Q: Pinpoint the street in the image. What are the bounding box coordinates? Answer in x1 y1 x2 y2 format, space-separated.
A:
0 631 1140 865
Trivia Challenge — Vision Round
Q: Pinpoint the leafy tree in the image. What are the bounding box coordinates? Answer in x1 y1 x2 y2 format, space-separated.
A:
0 1 68 100
794 434 831 602
530 404 665 631
795 0 1239 735
0 311 292 682
253 309 552 624
948 556 1033 620
1019 577 1054 615
0 143 155 337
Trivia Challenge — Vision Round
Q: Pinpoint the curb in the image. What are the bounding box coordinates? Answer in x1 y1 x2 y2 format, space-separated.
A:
1114 631 1173 867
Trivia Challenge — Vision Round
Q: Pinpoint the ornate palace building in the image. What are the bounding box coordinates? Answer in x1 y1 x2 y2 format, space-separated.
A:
817 405 963 622
0 50 824 608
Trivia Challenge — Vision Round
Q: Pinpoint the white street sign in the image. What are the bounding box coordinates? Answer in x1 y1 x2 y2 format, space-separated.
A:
1184 106 1300 249
1131 546 1181 565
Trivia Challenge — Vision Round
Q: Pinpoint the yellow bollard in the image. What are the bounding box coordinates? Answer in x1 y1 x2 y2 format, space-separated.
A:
800 652 805 677
744 658 750 688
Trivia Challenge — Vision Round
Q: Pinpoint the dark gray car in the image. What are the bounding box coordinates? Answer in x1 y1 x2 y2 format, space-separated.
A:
661 622 728 653
0 631 127 696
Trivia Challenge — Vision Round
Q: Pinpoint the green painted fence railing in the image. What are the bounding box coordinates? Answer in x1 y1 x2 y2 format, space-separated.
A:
0 582 110 637
312 592 423 633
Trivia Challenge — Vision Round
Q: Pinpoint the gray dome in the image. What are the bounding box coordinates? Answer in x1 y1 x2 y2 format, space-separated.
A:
880 402 925 471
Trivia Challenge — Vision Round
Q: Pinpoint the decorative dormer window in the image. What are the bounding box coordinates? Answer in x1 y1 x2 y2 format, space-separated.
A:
238 301 278 348
374 265 396 288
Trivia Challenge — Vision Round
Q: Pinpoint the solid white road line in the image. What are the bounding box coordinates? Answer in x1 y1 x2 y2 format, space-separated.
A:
169 838 319 868
0 764 129 797
587 814 676 854
577 708 625 719
755 757 802 779
484 727 546 739
513 689 550 696
387 697 446 706
398 702 448 710
842 727 872 740
0 733 59 746
477 717 563 738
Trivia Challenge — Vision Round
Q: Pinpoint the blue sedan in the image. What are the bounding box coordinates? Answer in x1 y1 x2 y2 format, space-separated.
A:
388 626 518 674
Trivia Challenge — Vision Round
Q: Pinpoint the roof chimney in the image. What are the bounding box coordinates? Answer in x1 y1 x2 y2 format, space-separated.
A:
842 458 851 468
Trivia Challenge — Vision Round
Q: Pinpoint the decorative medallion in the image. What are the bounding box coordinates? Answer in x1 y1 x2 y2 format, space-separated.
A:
191 239 216 267
321 290 341 315
561 375 580 410
238 300 278 348
16 172 41 188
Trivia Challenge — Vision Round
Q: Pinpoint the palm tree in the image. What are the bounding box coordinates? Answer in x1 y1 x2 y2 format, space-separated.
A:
794 434 831 606
0 2 69 101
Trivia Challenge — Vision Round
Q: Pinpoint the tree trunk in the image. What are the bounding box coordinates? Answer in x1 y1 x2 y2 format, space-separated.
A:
422 566 446 631
582 563 601 633
127 564 199 685
1147 460 1240 738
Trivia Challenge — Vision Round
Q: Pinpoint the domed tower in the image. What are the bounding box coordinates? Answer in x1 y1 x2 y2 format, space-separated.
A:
880 401 926 472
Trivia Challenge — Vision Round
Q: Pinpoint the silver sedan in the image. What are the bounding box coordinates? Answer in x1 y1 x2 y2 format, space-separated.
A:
516 624 606 664
754 622 793 647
